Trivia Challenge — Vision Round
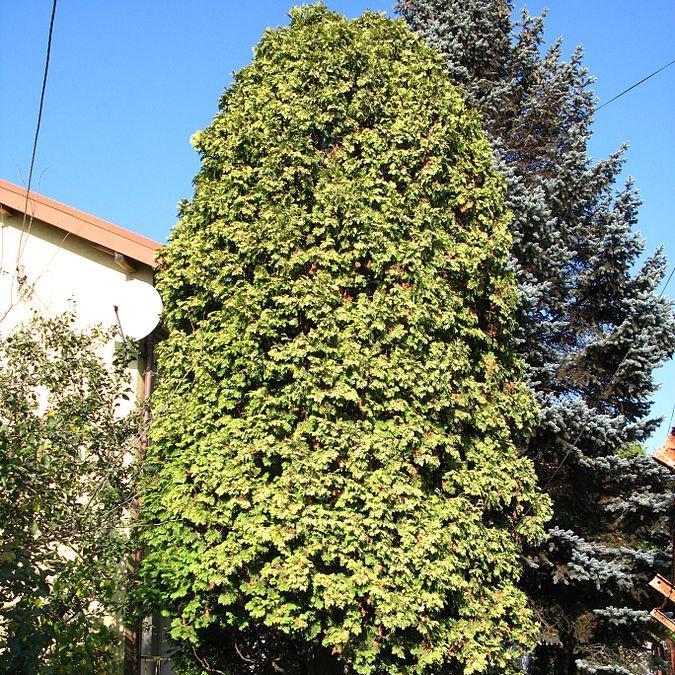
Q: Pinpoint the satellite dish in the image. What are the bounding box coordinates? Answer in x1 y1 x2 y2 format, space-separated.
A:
111 279 163 340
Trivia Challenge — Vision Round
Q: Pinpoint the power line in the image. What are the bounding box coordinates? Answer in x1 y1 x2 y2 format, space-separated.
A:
661 264 675 299
543 62 675 497
597 56 675 111
16 0 57 268
3 0 59 328
22 0 58 212
667 400 675 436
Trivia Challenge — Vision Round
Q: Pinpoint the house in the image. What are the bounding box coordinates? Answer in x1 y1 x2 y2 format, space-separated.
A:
0 176 163 416
0 177 161 336
0 178 172 674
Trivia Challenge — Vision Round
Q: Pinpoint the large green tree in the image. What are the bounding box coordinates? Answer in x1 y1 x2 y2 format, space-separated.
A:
138 6 550 674
0 314 139 674
397 1 675 673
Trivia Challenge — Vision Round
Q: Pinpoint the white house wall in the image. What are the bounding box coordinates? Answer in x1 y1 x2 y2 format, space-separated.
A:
0 210 153 338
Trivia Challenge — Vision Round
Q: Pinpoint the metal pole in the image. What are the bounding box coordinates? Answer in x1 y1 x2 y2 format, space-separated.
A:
128 335 155 675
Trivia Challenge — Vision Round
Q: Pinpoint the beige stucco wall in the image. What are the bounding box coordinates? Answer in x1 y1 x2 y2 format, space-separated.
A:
0 208 155 406
0 209 153 340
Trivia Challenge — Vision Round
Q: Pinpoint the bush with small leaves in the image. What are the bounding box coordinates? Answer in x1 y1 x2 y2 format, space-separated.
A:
0 314 139 674
138 6 550 674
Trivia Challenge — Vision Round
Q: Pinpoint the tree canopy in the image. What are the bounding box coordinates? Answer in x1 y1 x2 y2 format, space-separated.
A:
0 314 139 674
138 6 550 674
397 1 675 672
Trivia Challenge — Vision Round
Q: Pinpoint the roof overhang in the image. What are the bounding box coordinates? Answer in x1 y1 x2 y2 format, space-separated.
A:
0 178 163 268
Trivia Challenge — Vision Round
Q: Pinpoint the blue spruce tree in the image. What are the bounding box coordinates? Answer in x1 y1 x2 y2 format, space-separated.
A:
397 1 675 672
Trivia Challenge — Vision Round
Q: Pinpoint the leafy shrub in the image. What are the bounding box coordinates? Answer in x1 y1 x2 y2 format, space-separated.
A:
139 6 551 674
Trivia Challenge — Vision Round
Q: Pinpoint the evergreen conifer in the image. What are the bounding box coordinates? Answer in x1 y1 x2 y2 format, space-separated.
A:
138 7 550 674
397 1 675 672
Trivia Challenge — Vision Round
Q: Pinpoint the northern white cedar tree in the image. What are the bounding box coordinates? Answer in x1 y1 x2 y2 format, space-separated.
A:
137 6 550 674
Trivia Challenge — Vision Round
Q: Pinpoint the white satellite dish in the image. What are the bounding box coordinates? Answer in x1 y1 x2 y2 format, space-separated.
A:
111 279 163 340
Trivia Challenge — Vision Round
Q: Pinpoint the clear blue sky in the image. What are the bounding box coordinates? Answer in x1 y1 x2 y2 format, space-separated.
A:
2 1 674 449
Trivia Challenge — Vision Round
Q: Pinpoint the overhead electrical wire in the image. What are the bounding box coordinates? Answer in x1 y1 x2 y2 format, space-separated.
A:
667 400 675 437
14 0 59 274
20 0 58 227
597 55 675 111
1 0 59 327
661 263 675 299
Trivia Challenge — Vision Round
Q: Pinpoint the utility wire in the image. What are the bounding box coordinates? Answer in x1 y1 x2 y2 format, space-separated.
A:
660 263 675 300
17 0 58 255
597 56 675 111
543 59 675 490
667 400 675 436
2 0 59 328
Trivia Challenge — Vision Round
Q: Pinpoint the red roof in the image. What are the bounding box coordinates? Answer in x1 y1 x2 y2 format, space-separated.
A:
0 178 163 268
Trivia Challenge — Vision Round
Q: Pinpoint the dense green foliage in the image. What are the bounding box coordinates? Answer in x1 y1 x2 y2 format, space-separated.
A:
0 314 139 674
138 6 550 674
397 1 675 673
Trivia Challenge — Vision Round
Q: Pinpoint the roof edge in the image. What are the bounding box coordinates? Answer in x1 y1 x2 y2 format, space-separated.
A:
0 178 163 268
